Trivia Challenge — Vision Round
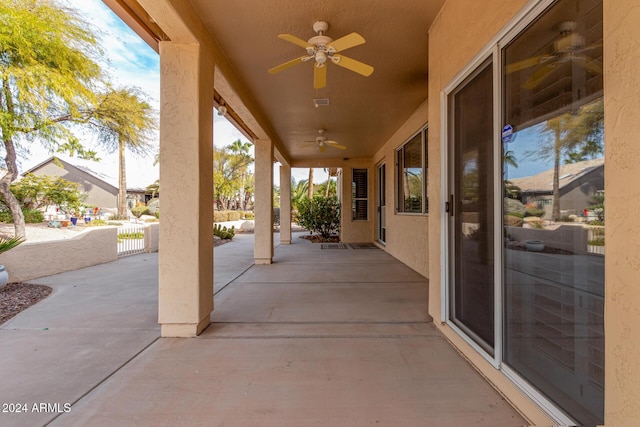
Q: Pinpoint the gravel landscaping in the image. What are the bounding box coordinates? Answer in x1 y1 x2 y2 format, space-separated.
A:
0 282 52 326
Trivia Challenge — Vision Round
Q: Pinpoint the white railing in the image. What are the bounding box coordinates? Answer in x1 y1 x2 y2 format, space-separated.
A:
117 226 146 256
587 225 605 255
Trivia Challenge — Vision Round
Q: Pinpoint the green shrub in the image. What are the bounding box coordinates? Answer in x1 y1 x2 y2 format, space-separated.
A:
213 210 242 222
145 218 159 223
213 224 235 240
107 221 123 226
588 220 604 226
117 231 144 242
110 214 129 221
244 211 255 220
0 208 44 224
507 211 524 219
588 238 605 246
273 207 280 226
154 211 160 219
524 207 546 217
85 219 109 227
131 205 149 219
296 196 340 238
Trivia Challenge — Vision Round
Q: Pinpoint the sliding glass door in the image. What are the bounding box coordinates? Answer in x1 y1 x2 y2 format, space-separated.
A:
502 1 604 425
448 59 495 354
445 1 604 424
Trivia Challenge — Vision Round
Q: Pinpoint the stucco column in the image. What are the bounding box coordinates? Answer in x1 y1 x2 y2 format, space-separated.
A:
604 3 640 425
158 42 214 337
279 164 292 244
254 139 274 264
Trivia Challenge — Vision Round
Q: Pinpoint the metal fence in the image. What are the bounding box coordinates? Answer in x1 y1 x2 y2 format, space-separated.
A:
117 226 146 256
587 225 605 255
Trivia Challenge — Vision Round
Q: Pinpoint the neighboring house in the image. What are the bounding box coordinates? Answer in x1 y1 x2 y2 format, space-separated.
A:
21 155 150 210
510 158 604 219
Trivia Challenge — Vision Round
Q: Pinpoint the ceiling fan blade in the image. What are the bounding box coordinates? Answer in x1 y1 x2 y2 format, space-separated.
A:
277 34 313 49
331 55 374 77
506 55 553 74
327 32 365 53
314 64 327 89
522 63 558 89
268 56 308 74
326 141 346 150
576 57 603 75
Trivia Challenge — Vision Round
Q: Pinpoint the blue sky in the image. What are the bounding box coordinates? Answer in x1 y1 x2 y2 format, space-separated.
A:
22 0 322 187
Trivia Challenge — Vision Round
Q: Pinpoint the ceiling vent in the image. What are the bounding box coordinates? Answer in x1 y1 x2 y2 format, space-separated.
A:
313 98 330 107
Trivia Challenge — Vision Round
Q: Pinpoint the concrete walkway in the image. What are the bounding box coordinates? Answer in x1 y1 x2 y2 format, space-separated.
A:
0 232 526 427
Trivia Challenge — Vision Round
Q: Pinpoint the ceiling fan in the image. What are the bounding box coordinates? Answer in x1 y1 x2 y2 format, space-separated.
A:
306 129 346 152
506 21 602 89
268 20 374 89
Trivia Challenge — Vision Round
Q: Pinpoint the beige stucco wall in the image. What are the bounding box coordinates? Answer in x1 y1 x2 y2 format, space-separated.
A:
144 223 159 253
372 100 429 277
428 0 556 426
603 1 640 425
29 162 118 208
0 227 118 282
340 161 375 243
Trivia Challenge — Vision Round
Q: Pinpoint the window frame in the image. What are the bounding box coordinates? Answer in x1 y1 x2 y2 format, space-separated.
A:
351 168 369 221
395 126 428 215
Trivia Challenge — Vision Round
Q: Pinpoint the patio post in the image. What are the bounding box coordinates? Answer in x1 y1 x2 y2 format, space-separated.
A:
279 164 292 244
157 41 214 337
254 139 274 264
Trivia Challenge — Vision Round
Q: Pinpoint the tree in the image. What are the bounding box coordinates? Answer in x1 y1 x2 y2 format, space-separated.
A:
291 178 309 212
90 87 156 217
0 1 156 235
527 98 604 221
7 174 85 214
307 168 314 199
227 139 253 210
0 0 102 237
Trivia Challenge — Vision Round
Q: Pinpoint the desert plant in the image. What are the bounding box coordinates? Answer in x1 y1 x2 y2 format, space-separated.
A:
0 236 24 254
296 196 340 238
213 224 235 240
131 205 149 220
0 208 44 224
244 211 255 220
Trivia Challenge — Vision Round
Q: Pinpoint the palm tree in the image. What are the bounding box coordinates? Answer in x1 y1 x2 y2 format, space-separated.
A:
92 87 157 217
228 139 253 210
307 168 314 199
528 98 604 221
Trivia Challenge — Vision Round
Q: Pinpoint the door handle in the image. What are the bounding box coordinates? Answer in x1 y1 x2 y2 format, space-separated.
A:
446 194 454 216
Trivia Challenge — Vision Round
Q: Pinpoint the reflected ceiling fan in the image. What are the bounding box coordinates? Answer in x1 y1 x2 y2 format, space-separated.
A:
305 129 346 152
506 21 602 89
268 20 374 89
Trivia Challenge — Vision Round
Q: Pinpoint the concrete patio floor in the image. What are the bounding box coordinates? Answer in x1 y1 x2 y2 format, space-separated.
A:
0 232 527 426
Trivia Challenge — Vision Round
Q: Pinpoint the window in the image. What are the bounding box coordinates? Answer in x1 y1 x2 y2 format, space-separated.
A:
396 127 428 213
352 168 368 221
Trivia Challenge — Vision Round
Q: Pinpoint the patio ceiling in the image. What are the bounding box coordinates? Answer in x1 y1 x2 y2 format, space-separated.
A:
105 0 445 163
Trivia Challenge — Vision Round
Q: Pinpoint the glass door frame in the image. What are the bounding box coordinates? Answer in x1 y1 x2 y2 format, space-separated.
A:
439 0 576 424
376 162 386 244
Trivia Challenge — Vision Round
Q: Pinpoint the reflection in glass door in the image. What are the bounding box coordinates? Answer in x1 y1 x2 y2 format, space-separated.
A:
377 163 386 244
502 0 604 425
448 58 495 354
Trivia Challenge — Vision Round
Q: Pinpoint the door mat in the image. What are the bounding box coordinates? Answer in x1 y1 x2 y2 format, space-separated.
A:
321 243 348 249
348 243 379 249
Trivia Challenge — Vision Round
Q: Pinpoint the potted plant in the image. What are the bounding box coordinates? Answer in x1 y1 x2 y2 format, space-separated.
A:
0 236 24 290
